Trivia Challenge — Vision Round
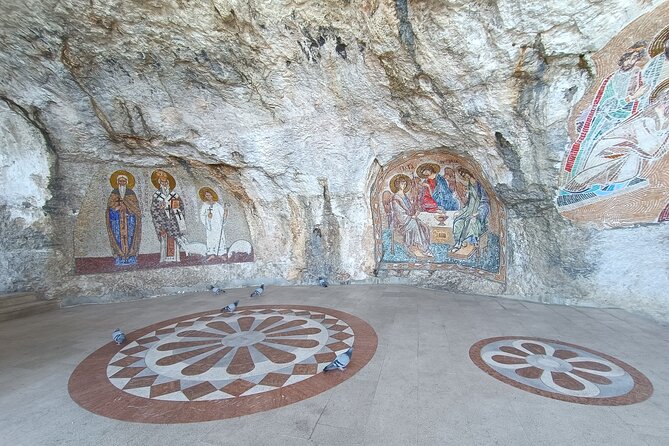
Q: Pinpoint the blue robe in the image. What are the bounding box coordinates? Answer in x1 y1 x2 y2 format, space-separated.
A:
432 175 460 211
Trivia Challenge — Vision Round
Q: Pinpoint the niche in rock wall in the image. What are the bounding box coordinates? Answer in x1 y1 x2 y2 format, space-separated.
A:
74 165 254 274
371 151 506 282
557 2 669 227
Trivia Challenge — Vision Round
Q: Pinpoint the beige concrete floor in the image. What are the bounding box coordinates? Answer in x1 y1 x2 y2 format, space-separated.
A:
1 285 668 445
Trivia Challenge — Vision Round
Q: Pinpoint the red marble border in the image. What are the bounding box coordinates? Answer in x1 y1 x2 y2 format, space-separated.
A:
469 336 653 406
75 252 253 275
69 305 378 423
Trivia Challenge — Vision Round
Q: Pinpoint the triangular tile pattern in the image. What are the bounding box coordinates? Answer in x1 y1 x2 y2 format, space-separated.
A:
241 384 277 396
104 307 356 401
124 375 158 390
221 379 256 397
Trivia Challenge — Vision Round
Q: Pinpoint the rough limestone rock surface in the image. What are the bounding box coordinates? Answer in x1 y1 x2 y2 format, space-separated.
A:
1 0 667 320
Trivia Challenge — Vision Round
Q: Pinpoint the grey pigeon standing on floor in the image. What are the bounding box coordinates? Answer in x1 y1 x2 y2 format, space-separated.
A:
209 285 226 295
318 277 328 287
250 284 264 297
112 328 126 345
221 300 239 313
324 347 353 372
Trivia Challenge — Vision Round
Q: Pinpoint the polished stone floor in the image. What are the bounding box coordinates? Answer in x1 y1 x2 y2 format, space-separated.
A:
1 285 668 445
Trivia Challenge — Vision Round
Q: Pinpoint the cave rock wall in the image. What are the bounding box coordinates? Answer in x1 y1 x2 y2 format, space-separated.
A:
0 0 667 321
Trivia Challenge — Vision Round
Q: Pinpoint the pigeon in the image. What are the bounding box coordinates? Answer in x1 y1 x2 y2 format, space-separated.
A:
221 300 239 313
112 328 126 345
323 347 353 372
250 284 265 297
209 285 226 295
318 277 328 287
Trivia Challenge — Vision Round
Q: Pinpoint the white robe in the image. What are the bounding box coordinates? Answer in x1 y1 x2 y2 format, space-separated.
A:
566 108 669 191
200 202 226 256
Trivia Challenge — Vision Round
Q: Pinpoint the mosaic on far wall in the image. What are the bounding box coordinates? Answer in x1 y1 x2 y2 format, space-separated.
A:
74 166 254 274
557 3 669 227
371 151 507 283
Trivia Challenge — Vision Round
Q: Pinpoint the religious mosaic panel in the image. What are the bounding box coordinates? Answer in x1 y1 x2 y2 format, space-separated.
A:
371 151 506 282
557 3 669 227
74 165 254 274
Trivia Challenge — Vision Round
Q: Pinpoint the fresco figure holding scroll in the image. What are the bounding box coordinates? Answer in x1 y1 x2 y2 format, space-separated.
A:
106 170 142 266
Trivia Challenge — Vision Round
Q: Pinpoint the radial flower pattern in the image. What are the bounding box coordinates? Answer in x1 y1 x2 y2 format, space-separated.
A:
470 336 653 405
106 307 354 401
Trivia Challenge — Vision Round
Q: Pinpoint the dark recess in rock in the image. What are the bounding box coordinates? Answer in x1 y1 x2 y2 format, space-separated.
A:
336 37 347 60
495 131 526 189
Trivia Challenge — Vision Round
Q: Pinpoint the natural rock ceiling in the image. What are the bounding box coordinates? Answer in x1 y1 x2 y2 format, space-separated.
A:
2 0 654 197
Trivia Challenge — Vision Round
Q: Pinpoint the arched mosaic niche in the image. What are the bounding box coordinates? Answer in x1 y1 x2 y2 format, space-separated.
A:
74 165 254 274
371 150 506 283
557 2 669 227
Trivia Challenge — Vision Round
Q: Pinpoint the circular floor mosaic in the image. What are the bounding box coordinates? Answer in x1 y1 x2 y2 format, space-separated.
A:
469 337 652 405
69 305 377 423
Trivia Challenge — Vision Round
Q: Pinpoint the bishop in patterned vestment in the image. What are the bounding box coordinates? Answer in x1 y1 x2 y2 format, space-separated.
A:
150 169 186 262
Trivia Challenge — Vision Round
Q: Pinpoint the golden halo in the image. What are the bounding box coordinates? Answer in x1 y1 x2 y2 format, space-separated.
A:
109 170 135 189
649 26 669 58
389 174 412 193
151 169 176 190
416 162 441 178
650 79 669 103
198 187 219 202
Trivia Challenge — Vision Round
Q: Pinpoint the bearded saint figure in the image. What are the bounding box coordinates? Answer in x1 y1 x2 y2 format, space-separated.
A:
150 169 187 262
106 170 142 266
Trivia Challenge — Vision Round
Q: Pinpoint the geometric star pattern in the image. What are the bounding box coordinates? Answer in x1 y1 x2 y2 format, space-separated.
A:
106 308 354 402
469 336 653 405
69 305 378 423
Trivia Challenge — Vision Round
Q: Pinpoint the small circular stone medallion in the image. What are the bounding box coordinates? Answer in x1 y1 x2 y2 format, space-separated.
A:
469 336 652 405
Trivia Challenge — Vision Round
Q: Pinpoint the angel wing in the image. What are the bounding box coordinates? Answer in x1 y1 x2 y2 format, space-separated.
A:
382 190 393 226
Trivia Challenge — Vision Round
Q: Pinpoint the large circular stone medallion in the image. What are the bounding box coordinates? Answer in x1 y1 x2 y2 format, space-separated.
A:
469 336 652 405
69 305 377 423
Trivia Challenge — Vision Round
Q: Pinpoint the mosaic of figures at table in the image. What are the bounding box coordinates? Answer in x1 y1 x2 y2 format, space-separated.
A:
371 151 506 282
558 4 669 227
74 165 254 274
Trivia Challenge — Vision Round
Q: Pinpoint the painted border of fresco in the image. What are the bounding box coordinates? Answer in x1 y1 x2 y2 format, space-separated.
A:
370 149 507 283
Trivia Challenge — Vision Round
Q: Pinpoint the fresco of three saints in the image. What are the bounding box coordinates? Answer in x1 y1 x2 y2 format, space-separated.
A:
75 168 253 274
558 22 669 226
374 158 503 277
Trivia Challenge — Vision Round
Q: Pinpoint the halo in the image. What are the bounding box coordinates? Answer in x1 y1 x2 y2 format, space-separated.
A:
198 187 219 202
389 174 412 193
650 79 669 103
109 170 135 189
416 162 441 178
456 167 473 179
649 26 669 58
151 169 176 190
